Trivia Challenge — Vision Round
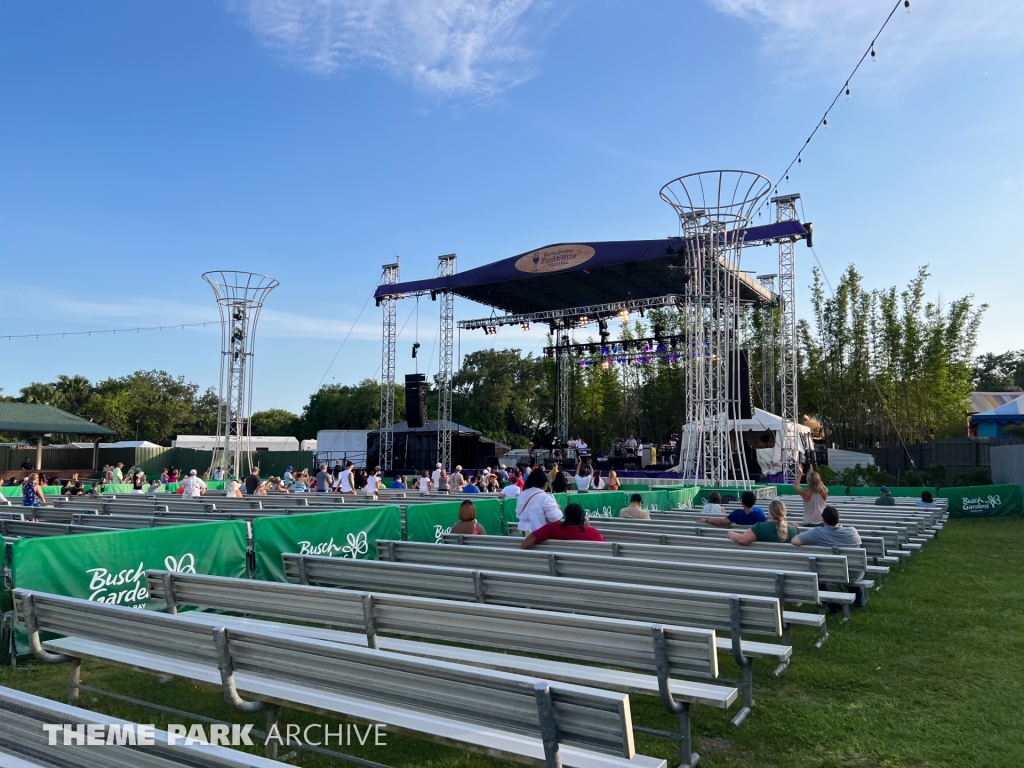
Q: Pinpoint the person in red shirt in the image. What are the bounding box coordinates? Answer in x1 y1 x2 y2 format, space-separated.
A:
519 503 605 548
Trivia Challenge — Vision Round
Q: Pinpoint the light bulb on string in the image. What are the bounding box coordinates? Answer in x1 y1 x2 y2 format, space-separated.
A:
822 118 828 129
870 46 877 61
797 156 802 165
904 0 911 12
845 85 851 99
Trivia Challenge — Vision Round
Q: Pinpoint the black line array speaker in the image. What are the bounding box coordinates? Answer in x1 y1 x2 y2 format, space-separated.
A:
405 373 428 429
728 350 754 420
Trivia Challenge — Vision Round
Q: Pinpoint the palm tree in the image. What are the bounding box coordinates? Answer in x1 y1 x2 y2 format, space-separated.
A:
19 382 56 404
53 375 93 413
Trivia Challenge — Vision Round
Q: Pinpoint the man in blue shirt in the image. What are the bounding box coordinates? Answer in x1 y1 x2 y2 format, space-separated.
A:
388 475 406 489
702 491 766 527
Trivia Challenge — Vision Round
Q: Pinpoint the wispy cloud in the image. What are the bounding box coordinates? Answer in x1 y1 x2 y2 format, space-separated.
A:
708 0 1024 86
230 0 563 97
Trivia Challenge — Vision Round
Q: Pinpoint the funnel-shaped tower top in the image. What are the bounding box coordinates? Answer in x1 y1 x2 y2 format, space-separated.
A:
660 170 771 229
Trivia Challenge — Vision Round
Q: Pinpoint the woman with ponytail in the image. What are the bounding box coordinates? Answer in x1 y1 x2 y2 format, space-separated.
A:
728 499 799 545
794 464 828 526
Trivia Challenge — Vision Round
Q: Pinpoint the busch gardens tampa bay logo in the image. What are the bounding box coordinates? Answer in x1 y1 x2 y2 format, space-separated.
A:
961 494 1001 512
86 554 197 607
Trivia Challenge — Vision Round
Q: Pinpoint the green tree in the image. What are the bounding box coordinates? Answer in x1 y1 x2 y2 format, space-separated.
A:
973 351 1024 391
251 408 299 436
296 379 405 440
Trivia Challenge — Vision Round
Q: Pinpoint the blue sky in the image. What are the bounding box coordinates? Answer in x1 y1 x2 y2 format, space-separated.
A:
2 0 1022 413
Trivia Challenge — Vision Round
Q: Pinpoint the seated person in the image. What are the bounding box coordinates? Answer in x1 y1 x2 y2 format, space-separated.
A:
619 493 651 519
728 499 798 544
388 474 407 489
146 479 162 494
916 490 938 508
520 503 605 548
792 505 862 547
463 476 482 493
874 486 896 506
701 490 726 516
60 480 73 495
450 500 486 535
703 490 766 527
68 481 85 496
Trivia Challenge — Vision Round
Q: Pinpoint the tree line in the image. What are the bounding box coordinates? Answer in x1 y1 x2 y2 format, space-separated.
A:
4 264 1007 451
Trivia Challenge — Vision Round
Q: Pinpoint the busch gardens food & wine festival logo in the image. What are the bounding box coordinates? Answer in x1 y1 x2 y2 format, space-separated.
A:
86 553 197 607
515 245 596 274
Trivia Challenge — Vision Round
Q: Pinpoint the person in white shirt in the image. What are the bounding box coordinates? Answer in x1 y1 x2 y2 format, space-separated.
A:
573 464 593 491
180 469 207 499
577 438 588 453
431 463 443 485
364 466 382 497
417 470 432 494
212 466 224 481
501 480 521 499
335 461 355 494
515 469 563 534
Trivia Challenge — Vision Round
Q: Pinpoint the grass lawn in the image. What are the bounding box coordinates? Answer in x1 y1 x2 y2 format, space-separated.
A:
2 517 1022 767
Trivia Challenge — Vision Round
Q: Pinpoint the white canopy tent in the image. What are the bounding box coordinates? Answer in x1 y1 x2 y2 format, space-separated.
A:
672 408 813 477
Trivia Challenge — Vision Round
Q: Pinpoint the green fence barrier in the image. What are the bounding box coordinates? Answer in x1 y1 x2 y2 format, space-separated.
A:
10 521 248 655
666 487 701 509
939 484 1023 517
252 506 401 582
565 490 626 518
406 499 504 542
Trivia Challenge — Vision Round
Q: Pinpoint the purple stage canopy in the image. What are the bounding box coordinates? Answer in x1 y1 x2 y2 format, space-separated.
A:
375 220 809 315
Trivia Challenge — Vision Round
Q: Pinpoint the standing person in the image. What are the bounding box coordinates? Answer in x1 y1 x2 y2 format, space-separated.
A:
729 499 799 544
437 469 450 493
875 486 897 506
520 503 605 548
113 463 125 484
213 466 224 481
146 478 162 494
451 500 487 535
160 468 170 485
244 467 262 495
702 490 766 527
22 473 47 510
180 469 207 499
227 479 244 498
551 471 570 494
130 468 146 494
794 465 829 525
605 470 621 491
619 494 651 519
336 461 355 494
515 468 563 534
314 464 332 495
417 470 432 494
364 466 382 498
592 470 605 490
573 463 593 491
431 463 443 486
450 465 465 493
283 466 295 487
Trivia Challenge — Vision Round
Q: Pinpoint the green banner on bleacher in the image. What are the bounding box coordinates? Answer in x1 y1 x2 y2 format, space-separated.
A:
665 487 701 509
405 499 504 542
10 521 248 655
564 490 625 517
939 484 1023 517
252 506 401 581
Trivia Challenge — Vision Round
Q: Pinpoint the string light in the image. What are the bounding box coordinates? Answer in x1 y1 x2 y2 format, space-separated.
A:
752 0 908 218
3 321 213 341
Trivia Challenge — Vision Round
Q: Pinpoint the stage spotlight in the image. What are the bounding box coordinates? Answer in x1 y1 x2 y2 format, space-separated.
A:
521 322 530 331
484 325 497 335
412 342 421 359
618 309 630 322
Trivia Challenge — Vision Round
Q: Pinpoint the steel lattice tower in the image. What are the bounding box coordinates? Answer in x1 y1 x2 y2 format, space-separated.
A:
661 171 771 487
756 273 778 415
772 193 800 480
555 331 571 445
436 254 456 470
378 262 400 471
202 271 278 480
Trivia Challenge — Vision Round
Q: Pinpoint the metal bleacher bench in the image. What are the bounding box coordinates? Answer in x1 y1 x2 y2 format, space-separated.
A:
377 539 835 645
281 552 792 727
0 684 289 768
15 590 666 768
144 570 734 763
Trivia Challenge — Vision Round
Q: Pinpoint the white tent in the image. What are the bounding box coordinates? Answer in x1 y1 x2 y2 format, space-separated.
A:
674 408 813 476
101 440 163 449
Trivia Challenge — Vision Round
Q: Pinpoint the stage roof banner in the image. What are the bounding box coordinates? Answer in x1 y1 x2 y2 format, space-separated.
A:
375 221 808 315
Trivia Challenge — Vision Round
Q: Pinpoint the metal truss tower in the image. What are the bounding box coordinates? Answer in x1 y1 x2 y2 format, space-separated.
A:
378 262 400 471
202 271 278 480
660 171 771 486
773 193 800 480
436 254 456 470
555 331 571 445
756 273 777 415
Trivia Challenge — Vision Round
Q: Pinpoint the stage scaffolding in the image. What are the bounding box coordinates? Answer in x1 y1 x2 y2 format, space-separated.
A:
373 172 810 481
